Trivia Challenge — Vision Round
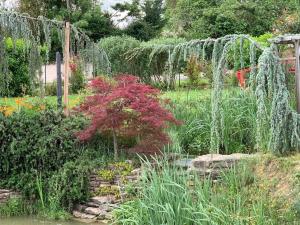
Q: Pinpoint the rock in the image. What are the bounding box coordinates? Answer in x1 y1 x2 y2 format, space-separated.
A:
130 168 141 176
173 158 193 169
86 201 100 207
74 204 87 212
189 154 254 179
0 189 10 194
124 176 138 182
99 183 113 188
91 195 116 205
84 207 105 216
105 212 113 220
191 154 251 170
97 210 108 220
72 210 97 220
0 189 20 204
125 160 133 165
0 193 10 199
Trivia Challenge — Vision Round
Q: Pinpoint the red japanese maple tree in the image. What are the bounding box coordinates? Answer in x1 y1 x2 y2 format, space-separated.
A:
76 74 180 159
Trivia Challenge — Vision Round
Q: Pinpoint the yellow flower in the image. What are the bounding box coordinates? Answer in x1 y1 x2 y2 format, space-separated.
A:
39 104 46 111
23 103 33 109
1 106 15 117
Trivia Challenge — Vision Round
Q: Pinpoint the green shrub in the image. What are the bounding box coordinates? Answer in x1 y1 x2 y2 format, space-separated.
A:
0 107 116 218
0 38 31 97
184 56 213 87
45 81 58 96
48 160 91 212
70 60 86 94
185 55 201 85
0 109 88 196
99 35 145 77
0 197 35 217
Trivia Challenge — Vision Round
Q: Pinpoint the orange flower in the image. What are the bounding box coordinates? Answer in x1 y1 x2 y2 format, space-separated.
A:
23 102 33 109
15 98 22 105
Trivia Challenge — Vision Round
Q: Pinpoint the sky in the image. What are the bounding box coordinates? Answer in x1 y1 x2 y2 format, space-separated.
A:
102 0 128 11
101 0 131 28
1 0 129 11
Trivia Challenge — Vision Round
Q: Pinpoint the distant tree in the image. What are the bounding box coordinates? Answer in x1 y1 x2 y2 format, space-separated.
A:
125 20 156 41
113 0 166 41
18 0 116 41
165 0 292 39
76 75 180 160
74 7 116 41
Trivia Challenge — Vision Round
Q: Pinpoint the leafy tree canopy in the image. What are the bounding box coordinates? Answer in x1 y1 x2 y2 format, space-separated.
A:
113 0 166 41
165 0 298 39
18 0 116 41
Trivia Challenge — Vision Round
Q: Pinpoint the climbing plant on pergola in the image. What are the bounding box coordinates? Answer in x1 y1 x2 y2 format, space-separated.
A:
131 34 300 154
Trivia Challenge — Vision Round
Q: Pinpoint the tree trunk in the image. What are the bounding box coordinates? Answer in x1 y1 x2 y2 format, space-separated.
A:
112 130 118 161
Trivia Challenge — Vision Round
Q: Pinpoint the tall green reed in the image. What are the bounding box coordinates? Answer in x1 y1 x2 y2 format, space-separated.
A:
114 157 297 225
167 89 260 155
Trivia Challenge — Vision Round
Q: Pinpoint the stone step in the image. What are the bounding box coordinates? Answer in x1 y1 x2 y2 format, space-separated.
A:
72 210 97 220
91 195 116 205
0 189 11 194
86 201 100 208
84 207 106 216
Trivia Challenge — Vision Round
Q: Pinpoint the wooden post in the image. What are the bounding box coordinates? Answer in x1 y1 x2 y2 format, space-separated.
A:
63 22 70 115
56 52 62 109
295 40 300 113
44 64 47 87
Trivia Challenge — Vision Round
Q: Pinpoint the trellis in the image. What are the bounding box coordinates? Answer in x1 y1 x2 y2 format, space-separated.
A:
134 34 300 154
0 10 110 113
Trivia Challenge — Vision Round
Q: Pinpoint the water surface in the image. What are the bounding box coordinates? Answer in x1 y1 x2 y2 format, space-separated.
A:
1 217 104 225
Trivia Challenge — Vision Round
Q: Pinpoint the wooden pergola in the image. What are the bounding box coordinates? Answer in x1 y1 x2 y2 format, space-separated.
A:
271 35 300 113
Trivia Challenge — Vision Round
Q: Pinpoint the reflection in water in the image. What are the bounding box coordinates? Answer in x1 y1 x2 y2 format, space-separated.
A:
0 217 104 225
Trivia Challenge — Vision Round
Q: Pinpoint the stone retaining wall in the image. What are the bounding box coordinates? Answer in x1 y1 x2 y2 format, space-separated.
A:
73 167 141 223
0 189 20 204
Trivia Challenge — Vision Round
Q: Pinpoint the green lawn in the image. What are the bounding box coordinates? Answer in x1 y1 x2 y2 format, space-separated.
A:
0 95 81 108
0 88 238 108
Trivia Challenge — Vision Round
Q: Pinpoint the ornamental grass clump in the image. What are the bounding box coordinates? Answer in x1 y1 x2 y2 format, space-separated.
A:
114 157 299 225
76 74 181 159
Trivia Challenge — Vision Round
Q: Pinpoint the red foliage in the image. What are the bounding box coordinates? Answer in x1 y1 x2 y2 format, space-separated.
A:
69 62 77 72
76 74 180 154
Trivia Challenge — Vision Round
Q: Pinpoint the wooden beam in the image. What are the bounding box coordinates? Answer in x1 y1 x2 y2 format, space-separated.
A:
295 40 300 113
270 35 300 45
63 22 70 116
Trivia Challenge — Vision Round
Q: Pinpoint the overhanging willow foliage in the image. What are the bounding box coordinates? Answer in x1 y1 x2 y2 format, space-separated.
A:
0 10 110 96
137 34 300 154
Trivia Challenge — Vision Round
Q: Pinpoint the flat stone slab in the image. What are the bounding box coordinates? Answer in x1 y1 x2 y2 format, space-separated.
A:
91 195 116 205
72 210 97 220
191 153 252 169
189 153 255 179
173 158 193 168
84 207 106 216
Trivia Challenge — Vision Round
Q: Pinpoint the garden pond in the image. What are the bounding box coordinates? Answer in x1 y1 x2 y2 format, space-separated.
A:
0 217 104 225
